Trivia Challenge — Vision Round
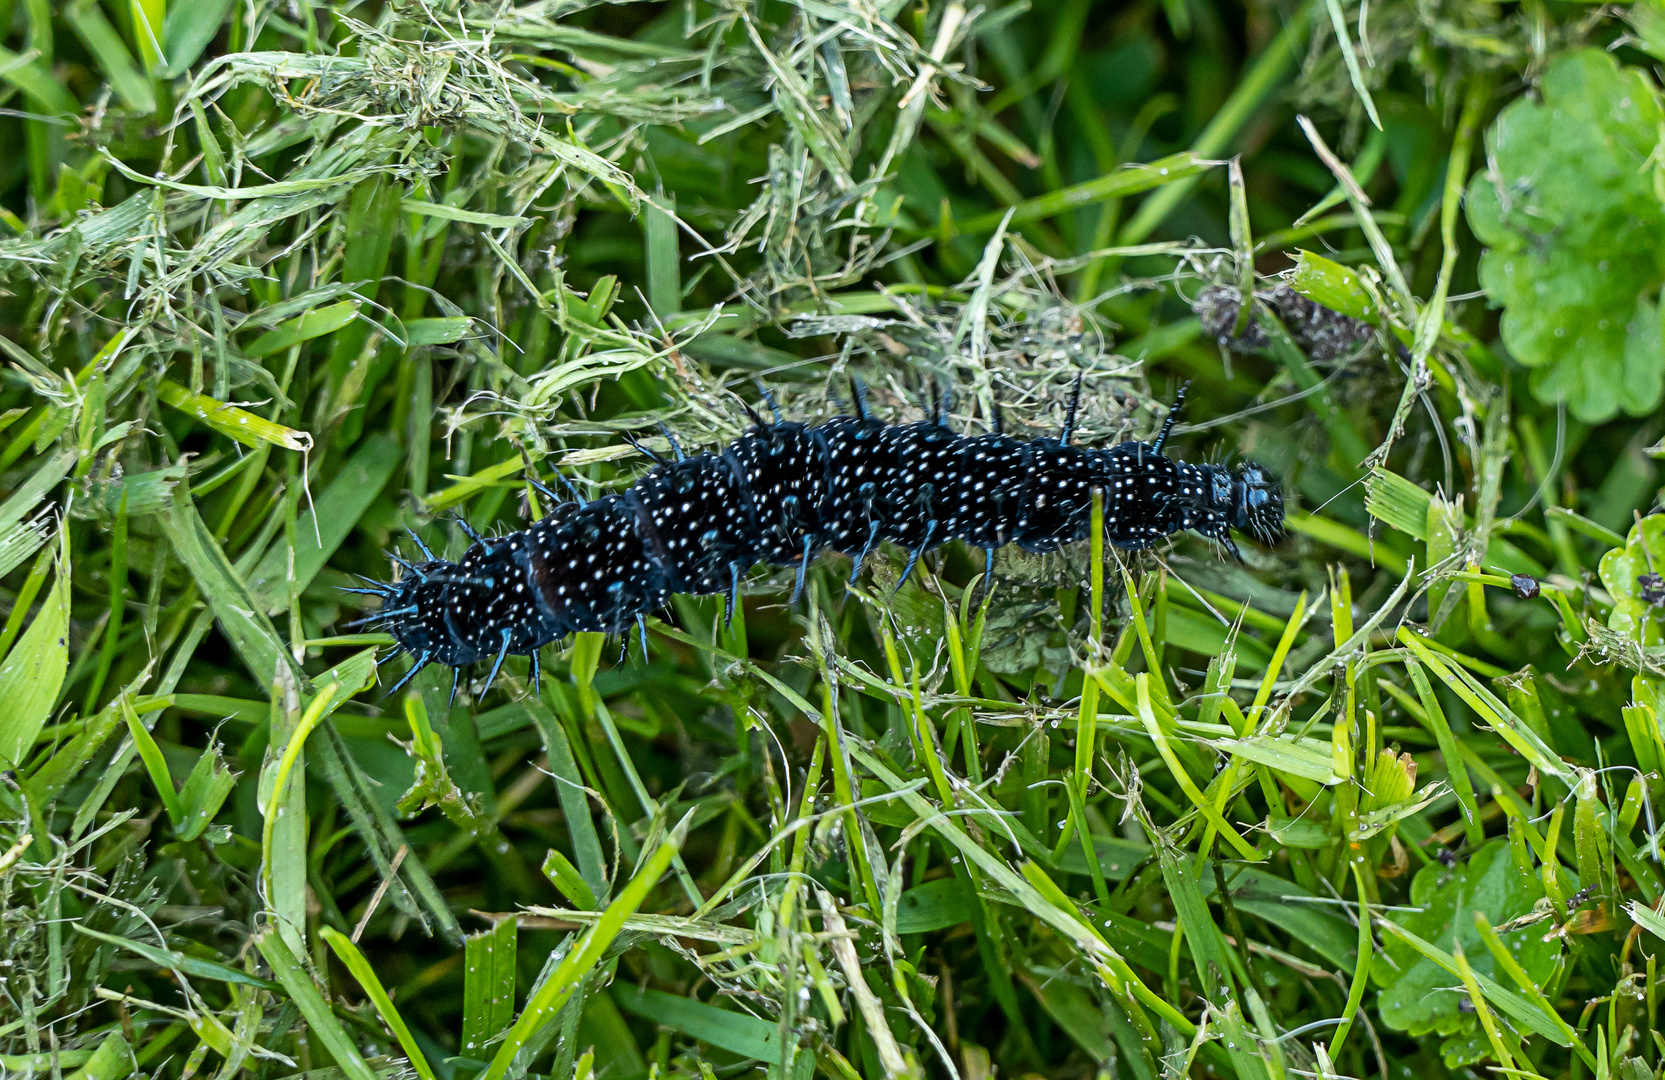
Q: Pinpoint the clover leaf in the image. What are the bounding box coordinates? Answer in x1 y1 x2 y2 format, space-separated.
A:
1598 513 1665 647
1375 839 1563 1068
1466 49 1665 422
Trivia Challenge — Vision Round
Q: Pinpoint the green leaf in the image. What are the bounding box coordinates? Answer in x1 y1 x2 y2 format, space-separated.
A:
528 703 608 902
63 1032 134 1080
1022 974 1114 1064
156 379 313 451
1626 898 1665 944
1216 733 1340 785
0 447 75 578
1375 839 1561 1050
643 193 680 318
174 738 239 841
243 301 362 360
615 986 783 1061
894 878 973 933
400 199 527 230
1364 469 1431 542
158 486 298 691
74 926 278 990
541 848 597 910
0 524 68 767
70 462 189 521
404 317 474 347
1467 49 1665 421
1155 836 1268 1080
1265 814 1331 849
122 695 183 825
479 822 685 1080
1598 512 1665 647
0 46 82 116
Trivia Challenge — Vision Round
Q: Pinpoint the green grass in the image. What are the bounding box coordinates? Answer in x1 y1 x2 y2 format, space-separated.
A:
4 1 1665 1079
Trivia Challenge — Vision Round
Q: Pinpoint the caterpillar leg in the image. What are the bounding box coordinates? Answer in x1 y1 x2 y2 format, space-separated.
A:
528 477 564 508
623 431 670 466
849 518 880 585
539 470 588 507
725 561 743 625
529 649 541 696
637 614 650 659
1216 529 1243 562
449 667 462 710
849 375 870 420
752 378 783 423
898 519 938 587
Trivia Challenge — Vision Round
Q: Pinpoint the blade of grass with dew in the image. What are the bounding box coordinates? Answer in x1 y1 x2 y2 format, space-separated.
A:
1136 674 1262 862
478 819 686 1080
1327 861 1374 1058
73 927 277 992
254 930 380 1080
1451 940 1529 1073
1322 0 1382 130
260 669 369 951
1398 629 1566 779
615 986 790 1064
0 521 68 767
321 928 443 1080
159 484 300 690
460 917 518 1060
1154 834 1268 1080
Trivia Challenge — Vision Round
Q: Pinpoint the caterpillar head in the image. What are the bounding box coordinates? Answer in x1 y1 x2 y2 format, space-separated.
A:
1230 462 1284 543
382 567 475 665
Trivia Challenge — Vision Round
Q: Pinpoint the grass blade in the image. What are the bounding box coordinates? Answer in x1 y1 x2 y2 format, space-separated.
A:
321 928 442 1080
479 817 687 1080
0 522 68 768
255 930 380 1080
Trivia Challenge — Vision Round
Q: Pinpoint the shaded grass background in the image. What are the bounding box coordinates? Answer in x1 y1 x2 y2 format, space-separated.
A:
2 1 1665 1079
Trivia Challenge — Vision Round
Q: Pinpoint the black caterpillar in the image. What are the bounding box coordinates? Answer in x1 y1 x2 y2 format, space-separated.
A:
348 382 1285 699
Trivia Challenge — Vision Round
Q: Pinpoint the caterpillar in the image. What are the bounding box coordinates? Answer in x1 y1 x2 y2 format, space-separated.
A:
347 381 1285 700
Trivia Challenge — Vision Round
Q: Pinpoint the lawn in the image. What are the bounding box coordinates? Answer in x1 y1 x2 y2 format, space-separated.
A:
3 1 1665 1078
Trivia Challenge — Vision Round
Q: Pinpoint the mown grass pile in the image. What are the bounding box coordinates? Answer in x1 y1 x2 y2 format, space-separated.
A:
5 1 1665 1078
